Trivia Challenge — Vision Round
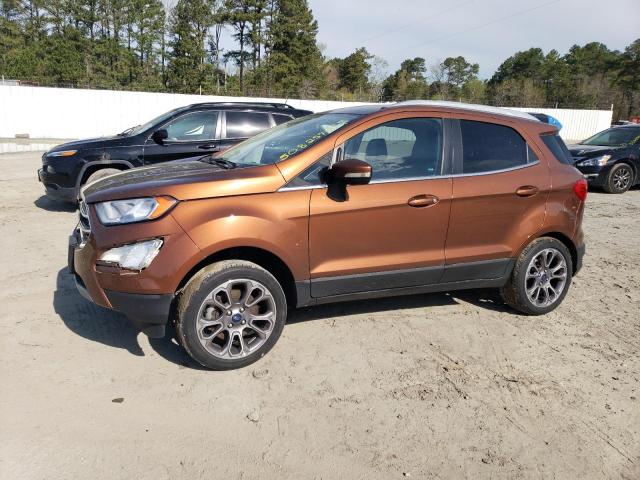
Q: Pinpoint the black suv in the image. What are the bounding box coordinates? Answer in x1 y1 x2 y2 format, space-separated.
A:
569 124 640 194
37 102 312 202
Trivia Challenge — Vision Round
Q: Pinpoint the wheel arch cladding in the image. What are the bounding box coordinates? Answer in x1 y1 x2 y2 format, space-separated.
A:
536 232 577 275
79 161 131 186
176 246 298 307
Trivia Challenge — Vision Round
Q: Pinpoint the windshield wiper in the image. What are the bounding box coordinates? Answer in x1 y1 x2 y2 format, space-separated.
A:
198 156 237 169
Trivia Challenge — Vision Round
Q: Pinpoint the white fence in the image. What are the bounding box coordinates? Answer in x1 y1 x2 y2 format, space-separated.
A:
509 107 613 143
0 85 612 143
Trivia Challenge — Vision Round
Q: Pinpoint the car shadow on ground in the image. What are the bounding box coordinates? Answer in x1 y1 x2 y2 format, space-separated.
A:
54 267 514 369
53 268 207 370
34 195 76 212
288 287 511 324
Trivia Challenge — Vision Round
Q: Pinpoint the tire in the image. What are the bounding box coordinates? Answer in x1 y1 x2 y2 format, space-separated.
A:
84 168 121 186
175 260 287 370
501 237 573 315
603 163 634 194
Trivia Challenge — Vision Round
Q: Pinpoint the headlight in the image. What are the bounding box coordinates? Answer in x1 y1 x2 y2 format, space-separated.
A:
99 239 163 271
95 196 177 225
577 154 611 167
47 150 77 157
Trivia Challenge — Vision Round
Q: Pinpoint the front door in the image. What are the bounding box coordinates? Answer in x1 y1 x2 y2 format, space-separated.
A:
143 110 220 165
443 118 551 281
308 115 453 297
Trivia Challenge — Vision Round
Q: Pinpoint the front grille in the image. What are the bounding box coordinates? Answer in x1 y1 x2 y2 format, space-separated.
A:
78 199 91 244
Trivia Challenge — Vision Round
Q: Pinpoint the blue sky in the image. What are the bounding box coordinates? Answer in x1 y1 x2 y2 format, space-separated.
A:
311 0 640 78
165 0 640 79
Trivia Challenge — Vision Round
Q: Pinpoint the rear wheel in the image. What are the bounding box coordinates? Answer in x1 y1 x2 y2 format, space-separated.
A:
501 237 572 315
604 163 633 194
175 260 287 370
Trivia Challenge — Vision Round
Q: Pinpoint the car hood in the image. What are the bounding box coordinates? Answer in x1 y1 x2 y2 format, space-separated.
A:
82 158 286 204
48 135 130 153
567 144 615 158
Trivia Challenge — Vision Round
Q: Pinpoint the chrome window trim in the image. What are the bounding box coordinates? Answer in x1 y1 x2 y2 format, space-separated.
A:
278 162 539 191
452 160 539 178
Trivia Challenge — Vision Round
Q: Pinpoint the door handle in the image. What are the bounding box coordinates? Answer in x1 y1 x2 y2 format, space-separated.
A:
408 194 439 208
198 144 219 150
515 185 539 197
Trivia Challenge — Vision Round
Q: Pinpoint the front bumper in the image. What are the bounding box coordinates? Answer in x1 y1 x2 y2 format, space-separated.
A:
68 205 200 337
69 228 173 337
38 168 76 202
574 164 612 187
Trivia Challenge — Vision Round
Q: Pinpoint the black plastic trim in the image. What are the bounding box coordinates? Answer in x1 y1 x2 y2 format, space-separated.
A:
105 290 173 338
575 244 585 275
311 265 444 298
298 258 515 306
440 258 514 283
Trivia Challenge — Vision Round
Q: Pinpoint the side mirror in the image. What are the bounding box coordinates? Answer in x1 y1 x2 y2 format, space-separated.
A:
329 159 372 185
151 129 168 144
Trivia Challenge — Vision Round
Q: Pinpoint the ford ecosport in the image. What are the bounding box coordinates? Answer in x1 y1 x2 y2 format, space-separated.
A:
70 101 587 370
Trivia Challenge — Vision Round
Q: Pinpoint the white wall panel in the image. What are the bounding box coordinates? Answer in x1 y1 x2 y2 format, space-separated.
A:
0 85 612 143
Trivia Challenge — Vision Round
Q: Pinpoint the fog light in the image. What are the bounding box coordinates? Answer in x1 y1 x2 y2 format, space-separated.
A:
99 238 163 271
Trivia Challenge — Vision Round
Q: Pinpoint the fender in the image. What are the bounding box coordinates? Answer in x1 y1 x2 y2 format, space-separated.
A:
75 159 135 190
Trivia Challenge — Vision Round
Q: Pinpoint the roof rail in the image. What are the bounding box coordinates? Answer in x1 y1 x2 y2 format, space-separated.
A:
393 100 538 121
190 101 295 110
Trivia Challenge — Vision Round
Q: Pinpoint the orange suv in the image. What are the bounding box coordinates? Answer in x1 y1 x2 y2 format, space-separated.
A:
71 101 587 370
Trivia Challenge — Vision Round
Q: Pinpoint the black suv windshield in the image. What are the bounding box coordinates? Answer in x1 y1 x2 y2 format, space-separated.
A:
120 107 186 136
219 113 361 166
582 127 640 147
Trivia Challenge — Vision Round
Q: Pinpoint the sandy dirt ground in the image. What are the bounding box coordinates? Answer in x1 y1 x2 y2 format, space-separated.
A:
1 151 638 480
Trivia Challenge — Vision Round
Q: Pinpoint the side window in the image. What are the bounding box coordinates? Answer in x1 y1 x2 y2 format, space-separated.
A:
226 111 271 138
286 152 332 188
460 120 531 174
273 113 293 125
343 117 443 181
164 111 217 142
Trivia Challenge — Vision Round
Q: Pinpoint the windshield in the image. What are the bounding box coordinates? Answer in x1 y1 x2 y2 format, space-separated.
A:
582 127 640 147
219 112 361 166
121 107 185 136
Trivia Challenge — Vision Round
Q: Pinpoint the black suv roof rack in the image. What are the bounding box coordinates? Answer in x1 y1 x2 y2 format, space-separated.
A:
190 101 296 110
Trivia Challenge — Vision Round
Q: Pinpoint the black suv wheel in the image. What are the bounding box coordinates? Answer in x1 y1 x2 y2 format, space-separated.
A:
604 163 634 194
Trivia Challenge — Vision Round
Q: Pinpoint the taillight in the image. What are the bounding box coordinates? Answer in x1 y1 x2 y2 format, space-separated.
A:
573 179 588 201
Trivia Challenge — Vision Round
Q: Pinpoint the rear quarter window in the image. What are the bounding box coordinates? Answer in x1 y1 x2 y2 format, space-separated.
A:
541 134 573 164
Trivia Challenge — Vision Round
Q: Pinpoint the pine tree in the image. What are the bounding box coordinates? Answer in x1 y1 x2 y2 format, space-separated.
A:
266 0 323 98
167 0 215 93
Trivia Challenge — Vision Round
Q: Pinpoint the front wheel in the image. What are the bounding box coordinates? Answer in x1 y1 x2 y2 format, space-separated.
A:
175 260 287 370
604 163 633 194
501 237 573 315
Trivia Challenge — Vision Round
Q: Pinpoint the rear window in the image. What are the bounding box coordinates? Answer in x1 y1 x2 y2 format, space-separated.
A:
460 120 529 174
541 134 573 164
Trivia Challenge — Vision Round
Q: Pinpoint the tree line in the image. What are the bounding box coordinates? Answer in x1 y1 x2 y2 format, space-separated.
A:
1 0 638 119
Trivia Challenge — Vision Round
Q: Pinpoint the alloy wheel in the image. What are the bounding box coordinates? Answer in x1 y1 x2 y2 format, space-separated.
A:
525 248 568 308
612 166 632 191
196 278 277 359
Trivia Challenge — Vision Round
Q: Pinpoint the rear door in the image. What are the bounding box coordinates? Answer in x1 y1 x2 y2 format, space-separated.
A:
143 110 221 164
307 114 453 297
443 118 550 281
219 111 274 152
